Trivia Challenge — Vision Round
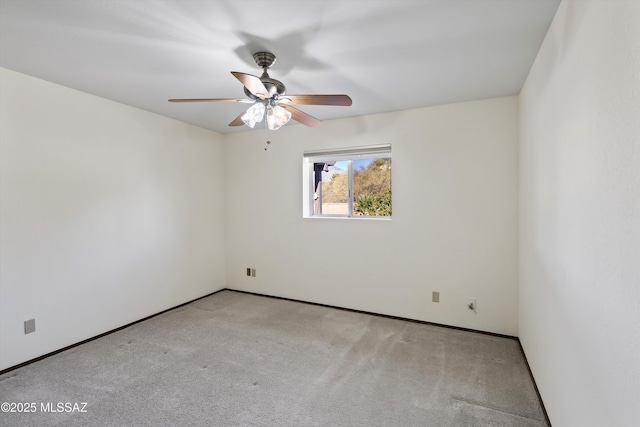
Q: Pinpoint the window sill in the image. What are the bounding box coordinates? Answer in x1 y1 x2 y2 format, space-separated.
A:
303 215 391 221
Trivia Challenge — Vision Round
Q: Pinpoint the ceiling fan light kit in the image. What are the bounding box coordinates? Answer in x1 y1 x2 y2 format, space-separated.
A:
169 51 352 130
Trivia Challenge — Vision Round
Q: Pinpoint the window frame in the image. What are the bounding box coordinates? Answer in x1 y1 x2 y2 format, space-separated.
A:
303 144 392 219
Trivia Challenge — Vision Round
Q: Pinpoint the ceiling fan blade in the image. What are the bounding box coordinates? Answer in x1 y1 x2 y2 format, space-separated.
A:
281 94 352 106
231 71 268 99
282 105 322 127
169 98 251 103
228 110 247 127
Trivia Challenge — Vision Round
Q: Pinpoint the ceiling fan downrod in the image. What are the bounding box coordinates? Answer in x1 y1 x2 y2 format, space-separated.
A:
248 52 286 99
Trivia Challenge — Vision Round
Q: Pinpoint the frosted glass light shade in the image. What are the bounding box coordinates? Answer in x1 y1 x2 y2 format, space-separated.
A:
267 105 292 130
241 102 265 128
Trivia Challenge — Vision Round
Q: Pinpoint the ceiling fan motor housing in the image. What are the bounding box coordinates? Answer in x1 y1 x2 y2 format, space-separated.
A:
262 75 286 96
243 75 286 99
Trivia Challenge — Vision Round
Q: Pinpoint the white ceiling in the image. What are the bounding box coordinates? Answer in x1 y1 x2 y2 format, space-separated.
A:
0 0 560 134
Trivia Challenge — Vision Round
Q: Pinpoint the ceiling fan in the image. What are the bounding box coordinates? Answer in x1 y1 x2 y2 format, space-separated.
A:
169 52 352 130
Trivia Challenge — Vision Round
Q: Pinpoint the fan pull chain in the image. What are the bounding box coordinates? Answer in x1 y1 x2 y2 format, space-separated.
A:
263 115 270 150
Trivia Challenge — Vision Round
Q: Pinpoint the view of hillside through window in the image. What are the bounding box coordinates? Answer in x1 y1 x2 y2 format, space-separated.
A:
317 158 392 216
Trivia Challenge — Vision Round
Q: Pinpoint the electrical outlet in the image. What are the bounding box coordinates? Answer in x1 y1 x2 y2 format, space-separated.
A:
24 319 36 334
432 291 440 303
246 268 251 276
468 297 477 312
251 269 256 277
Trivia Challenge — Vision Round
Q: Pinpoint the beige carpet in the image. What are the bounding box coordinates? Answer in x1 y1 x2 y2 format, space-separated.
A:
0 290 548 426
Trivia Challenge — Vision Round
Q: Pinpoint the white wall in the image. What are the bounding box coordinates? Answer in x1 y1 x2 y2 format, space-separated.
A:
0 68 226 370
224 96 519 336
519 1 640 426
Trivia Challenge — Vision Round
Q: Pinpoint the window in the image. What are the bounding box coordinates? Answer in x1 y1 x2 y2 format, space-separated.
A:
303 145 391 218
